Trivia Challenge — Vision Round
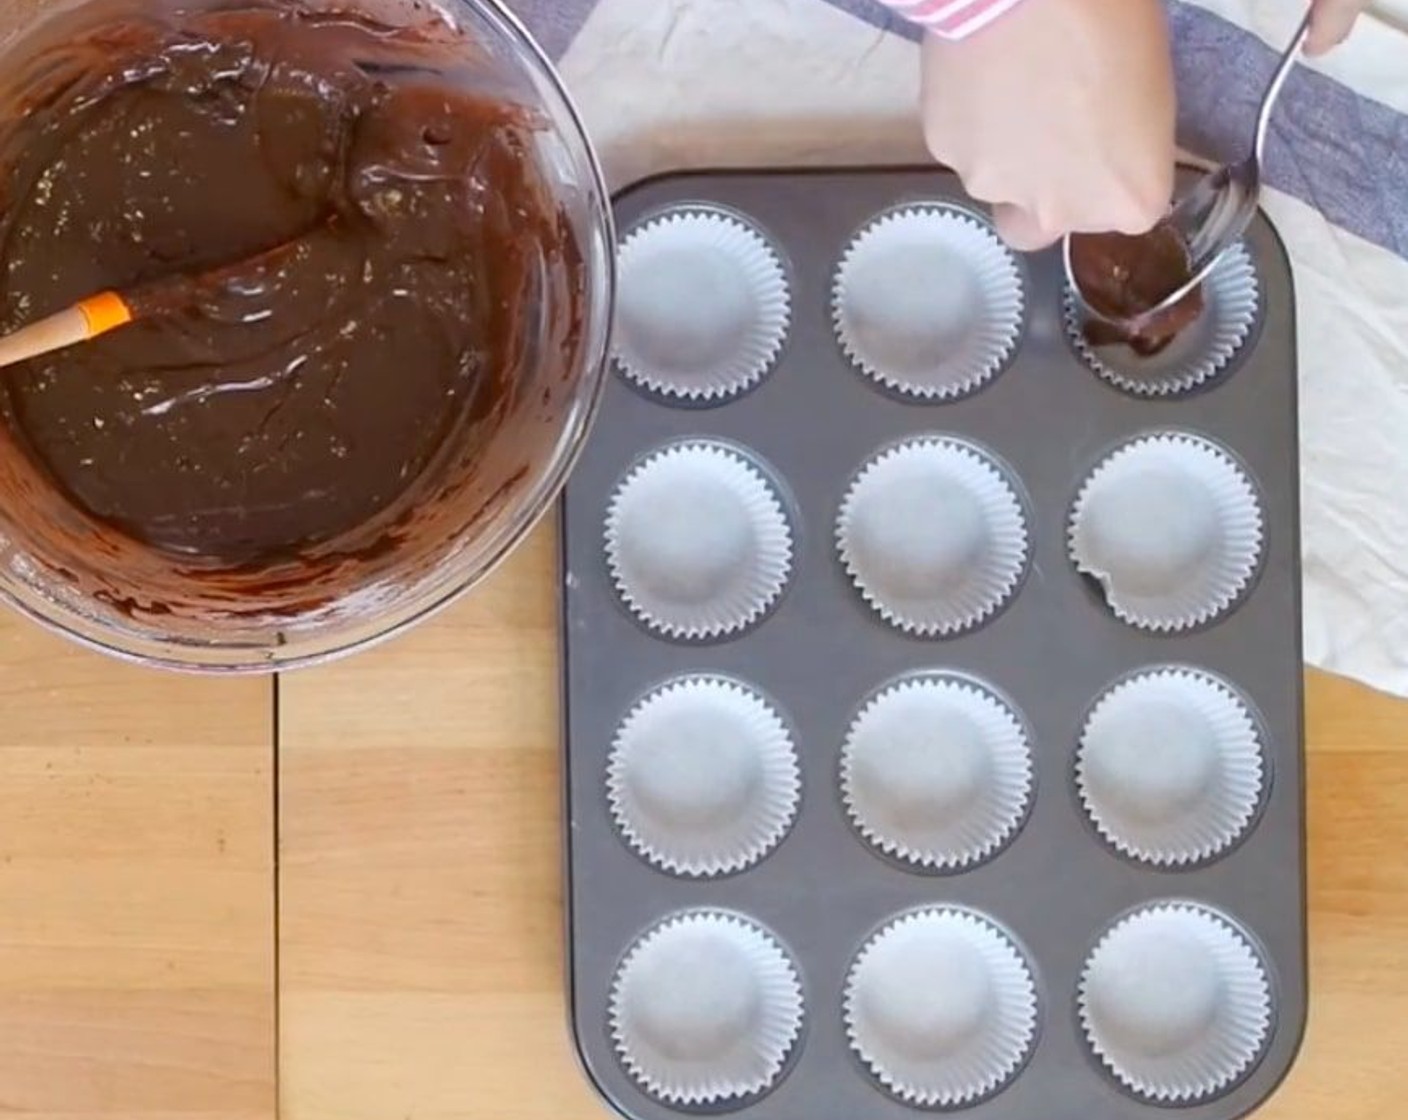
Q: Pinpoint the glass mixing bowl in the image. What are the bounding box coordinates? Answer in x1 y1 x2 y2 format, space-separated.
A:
0 0 613 673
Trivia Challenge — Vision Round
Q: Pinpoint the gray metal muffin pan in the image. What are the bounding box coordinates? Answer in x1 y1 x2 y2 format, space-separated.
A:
559 168 1305 1120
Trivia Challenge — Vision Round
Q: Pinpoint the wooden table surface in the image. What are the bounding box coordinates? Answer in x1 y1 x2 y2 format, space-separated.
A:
1 522 1405 1119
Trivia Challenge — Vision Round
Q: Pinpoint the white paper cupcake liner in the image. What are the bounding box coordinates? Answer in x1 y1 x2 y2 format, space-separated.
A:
611 911 804 1107
1079 903 1273 1104
1069 434 1264 632
838 438 1029 636
1078 668 1265 867
841 675 1033 871
608 676 801 878
606 441 794 641
845 908 1039 1108
614 209 791 402
1066 242 1261 397
833 205 1024 400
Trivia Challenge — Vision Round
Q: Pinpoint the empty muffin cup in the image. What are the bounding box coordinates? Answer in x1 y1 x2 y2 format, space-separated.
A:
1067 242 1261 397
608 676 801 878
845 907 1039 1108
1078 668 1265 867
838 438 1029 637
614 209 791 402
833 205 1024 400
1069 434 1264 632
611 911 805 1107
841 674 1033 871
606 441 794 641
1079 903 1273 1104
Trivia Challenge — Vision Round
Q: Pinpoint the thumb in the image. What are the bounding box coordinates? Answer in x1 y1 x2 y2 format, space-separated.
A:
1306 0 1364 55
990 203 1061 253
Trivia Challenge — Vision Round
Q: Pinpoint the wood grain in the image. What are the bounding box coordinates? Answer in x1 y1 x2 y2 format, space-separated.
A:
277 523 1408 1120
0 615 276 1119
278 525 597 1120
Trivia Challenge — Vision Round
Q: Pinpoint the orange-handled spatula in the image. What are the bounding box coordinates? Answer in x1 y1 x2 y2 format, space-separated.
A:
0 233 313 371
0 290 135 369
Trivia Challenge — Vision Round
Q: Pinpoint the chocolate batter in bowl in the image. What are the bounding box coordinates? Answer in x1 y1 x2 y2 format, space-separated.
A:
0 0 613 670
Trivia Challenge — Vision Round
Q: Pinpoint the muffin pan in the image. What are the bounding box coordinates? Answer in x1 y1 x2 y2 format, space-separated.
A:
560 168 1305 1120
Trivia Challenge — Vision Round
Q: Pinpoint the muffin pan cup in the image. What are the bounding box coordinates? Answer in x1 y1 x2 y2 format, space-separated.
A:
834 204 1025 400
610 910 806 1107
561 169 1305 1120
605 440 795 641
608 675 802 878
1079 903 1275 1104
844 907 1040 1108
837 436 1031 637
613 208 792 403
1076 668 1267 868
1069 433 1266 633
840 674 1034 872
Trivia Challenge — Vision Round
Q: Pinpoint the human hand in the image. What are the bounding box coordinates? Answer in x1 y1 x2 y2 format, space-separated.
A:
1307 0 1372 54
919 0 1176 251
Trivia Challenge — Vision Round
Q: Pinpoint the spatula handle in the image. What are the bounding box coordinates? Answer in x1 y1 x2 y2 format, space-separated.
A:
0 291 133 370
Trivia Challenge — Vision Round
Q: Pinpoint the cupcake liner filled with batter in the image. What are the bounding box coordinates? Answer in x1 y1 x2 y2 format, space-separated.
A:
1067 243 1261 397
606 441 794 640
841 674 1033 871
614 209 791 402
610 911 805 1107
838 437 1029 636
1079 903 1273 1104
607 676 801 878
1078 668 1266 867
1069 434 1264 632
845 907 1039 1108
833 205 1024 400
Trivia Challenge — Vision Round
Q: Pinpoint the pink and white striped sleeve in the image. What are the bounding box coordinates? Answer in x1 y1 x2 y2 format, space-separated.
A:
879 0 1031 40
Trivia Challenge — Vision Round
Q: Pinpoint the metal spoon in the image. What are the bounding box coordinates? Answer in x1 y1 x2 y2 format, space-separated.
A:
1064 8 1312 323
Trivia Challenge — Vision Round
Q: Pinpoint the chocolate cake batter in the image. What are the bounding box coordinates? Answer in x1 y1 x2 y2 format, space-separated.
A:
0 0 588 629
1070 223 1204 357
